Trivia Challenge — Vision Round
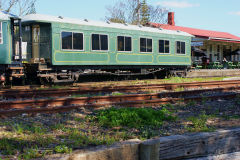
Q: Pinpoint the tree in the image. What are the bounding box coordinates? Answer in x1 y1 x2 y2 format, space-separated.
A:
105 0 168 25
140 0 150 25
0 0 37 16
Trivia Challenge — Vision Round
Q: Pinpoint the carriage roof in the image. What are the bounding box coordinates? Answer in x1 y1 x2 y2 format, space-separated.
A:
22 14 194 37
0 11 19 20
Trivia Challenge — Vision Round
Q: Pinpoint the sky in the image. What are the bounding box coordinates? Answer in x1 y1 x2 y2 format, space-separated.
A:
36 0 240 37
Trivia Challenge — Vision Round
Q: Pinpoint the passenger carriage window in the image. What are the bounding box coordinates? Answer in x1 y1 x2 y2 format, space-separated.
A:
125 37 132 51
147 39 152 52
101 35 108 50
73 33 83 50
92 34 100 50
176 41 185 54
61 31 83 50
117 36 132 52
92 34 108 51
159 40 170 53
140 38 152 53
0 22 2 44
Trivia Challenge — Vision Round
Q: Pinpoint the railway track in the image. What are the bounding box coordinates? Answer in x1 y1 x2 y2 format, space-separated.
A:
1 80 240 99
0 81 240 117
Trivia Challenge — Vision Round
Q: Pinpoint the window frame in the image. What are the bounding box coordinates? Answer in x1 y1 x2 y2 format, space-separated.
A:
175 41 186 55
158 39 171 54
91 33 109 52
61 31 84 51
0 22 3 44
117 35 132 52
139 37 153 53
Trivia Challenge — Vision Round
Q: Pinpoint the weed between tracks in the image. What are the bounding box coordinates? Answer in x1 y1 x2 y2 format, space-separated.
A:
1 96 240 159
32 76 230 90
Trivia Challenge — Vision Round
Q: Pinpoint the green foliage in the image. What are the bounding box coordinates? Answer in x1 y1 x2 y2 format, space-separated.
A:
12 123 47 135
186 100 197 107
54 145 72 154
139 126 160 139
12 123 25 134
0 138 46 159
51 123 67 131
94 107 176 128
186 114 215 132
20 147 42 160
162 103 175 110
63 129 116 147
33 135 55 147
163 76 229 84
111 92 125 96
0 138 17 155
175 87 185 92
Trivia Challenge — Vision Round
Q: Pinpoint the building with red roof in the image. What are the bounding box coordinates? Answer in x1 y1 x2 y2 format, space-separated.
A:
149 12 240 63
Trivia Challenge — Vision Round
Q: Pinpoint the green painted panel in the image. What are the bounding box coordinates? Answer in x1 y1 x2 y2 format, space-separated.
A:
54 52 109 65
157 55 191 65
0 20 11 64
116 53 153 64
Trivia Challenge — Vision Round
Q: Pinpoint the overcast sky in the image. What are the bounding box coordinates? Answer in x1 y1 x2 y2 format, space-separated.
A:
36 0 240 36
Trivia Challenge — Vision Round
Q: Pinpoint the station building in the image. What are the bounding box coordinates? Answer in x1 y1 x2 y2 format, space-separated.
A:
149 12 240 63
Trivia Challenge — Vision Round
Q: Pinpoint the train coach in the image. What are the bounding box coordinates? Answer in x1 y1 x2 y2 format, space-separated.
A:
20 14 193 83
0 11 25 86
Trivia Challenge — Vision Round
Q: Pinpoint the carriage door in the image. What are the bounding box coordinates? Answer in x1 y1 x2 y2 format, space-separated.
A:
32 25 40 61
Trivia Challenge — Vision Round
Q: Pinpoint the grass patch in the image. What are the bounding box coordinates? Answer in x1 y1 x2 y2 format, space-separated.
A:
163 76 230 84
89 107 177 139
111 92 126 96
54 145 72 154
11 123 47 135
92 107 176 128
186 113 215 132
60 129 116 147
175 87 185 92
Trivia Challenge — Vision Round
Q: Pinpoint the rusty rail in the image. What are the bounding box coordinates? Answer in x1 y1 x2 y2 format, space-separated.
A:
0 85 239 117
1 80 240 99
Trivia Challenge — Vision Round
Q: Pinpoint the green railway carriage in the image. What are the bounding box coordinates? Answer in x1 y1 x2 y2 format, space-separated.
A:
0 11 23 85
0 12 15 65
21 14 193 82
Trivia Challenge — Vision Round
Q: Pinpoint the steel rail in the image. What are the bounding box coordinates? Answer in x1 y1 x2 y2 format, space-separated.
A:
0 86 239 110
0 90 238 118
1 80 240 99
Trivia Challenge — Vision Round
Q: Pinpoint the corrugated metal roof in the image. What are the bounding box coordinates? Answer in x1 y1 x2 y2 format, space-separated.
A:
149 23 240 42
22 14 193 37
